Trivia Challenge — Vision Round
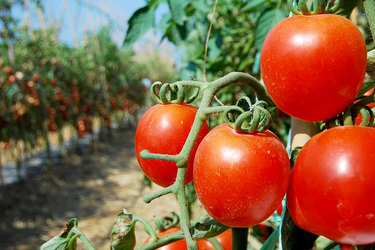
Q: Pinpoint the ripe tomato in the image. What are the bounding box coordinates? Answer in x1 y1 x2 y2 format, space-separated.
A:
287 170 319 235
194 124 290 227
293 126 375 244
260 14 367 122
135 104 209 187
144 228 232 250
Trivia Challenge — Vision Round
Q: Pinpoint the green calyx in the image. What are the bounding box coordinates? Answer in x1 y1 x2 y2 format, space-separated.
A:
224 97 273 133
288 0 343 15
151 81 200 104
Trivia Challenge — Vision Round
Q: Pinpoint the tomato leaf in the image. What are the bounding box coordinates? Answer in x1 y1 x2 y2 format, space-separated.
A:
255 8 286 50
336 0 361 18
208 34 223 61
242 0 271 12
191 0 211 14
40 219 78 250
110 210 137 250
192 220 230 239
281 209 318 250
289 146 301 169
261 225 280 250
123 6 155 48
40 236 70 250
167 0 186 26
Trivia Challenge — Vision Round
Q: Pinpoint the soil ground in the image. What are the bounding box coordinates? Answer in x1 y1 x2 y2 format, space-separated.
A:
0 127 186 250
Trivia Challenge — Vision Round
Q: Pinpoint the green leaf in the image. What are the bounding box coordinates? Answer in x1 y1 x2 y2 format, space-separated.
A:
192 220 230 239
40 236 70 250
191 0 211 13
123 6 155 48
289 146 302 169
167 0 186 26
208 34 223 61
143 174 152 188
336 0 361 18
6 84 19 98
260 225 280 250
40 219 78 250
242 0 271 12
255 8 286 50
179 62 198 80
110 209 137 250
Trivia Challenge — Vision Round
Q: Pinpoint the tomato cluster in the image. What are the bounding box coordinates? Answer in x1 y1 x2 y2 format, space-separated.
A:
135 7 373 249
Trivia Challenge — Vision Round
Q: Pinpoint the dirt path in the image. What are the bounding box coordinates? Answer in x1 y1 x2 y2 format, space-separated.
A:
0 128 184 249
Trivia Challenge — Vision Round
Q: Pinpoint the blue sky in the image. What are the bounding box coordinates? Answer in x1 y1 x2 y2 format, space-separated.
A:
11 0 170 47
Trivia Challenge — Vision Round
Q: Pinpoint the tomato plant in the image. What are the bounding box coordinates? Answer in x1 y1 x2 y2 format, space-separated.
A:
293 126 375 244
193 123 290 228
144 228 232 250
260 14 367 122
135 104 209 187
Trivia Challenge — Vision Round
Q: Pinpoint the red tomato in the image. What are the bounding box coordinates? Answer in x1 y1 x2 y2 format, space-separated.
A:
260 14 367 122
287 170 319 235
293 126 375 244
194 124 290 227
135 104 209 187
144 228 232 250
213 229 232 250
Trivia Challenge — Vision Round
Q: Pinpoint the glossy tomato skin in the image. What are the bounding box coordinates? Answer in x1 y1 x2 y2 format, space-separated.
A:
293 126 375 244
194 124 290 228
260 14 367 122
135 104 209 187
287 169 320 235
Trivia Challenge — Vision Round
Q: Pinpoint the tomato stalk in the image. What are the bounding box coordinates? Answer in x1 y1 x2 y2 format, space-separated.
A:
231 228 249 250
140 72 273 250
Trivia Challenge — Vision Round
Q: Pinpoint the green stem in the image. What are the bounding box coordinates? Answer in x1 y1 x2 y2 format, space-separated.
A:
208 238 224 250
363 0 375 43
323 241 339 250
70 227 96 250
138 231 185 250
175 167 197 250
232 227 248 250
133 216 158 243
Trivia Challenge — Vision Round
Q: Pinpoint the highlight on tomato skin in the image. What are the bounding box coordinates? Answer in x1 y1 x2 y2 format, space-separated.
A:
193 123 290 228
135 103 209 188
292 126 375 244
260 14 367 122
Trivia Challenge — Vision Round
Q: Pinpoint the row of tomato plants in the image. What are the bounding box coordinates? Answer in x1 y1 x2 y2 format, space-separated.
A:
0 27 147 179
